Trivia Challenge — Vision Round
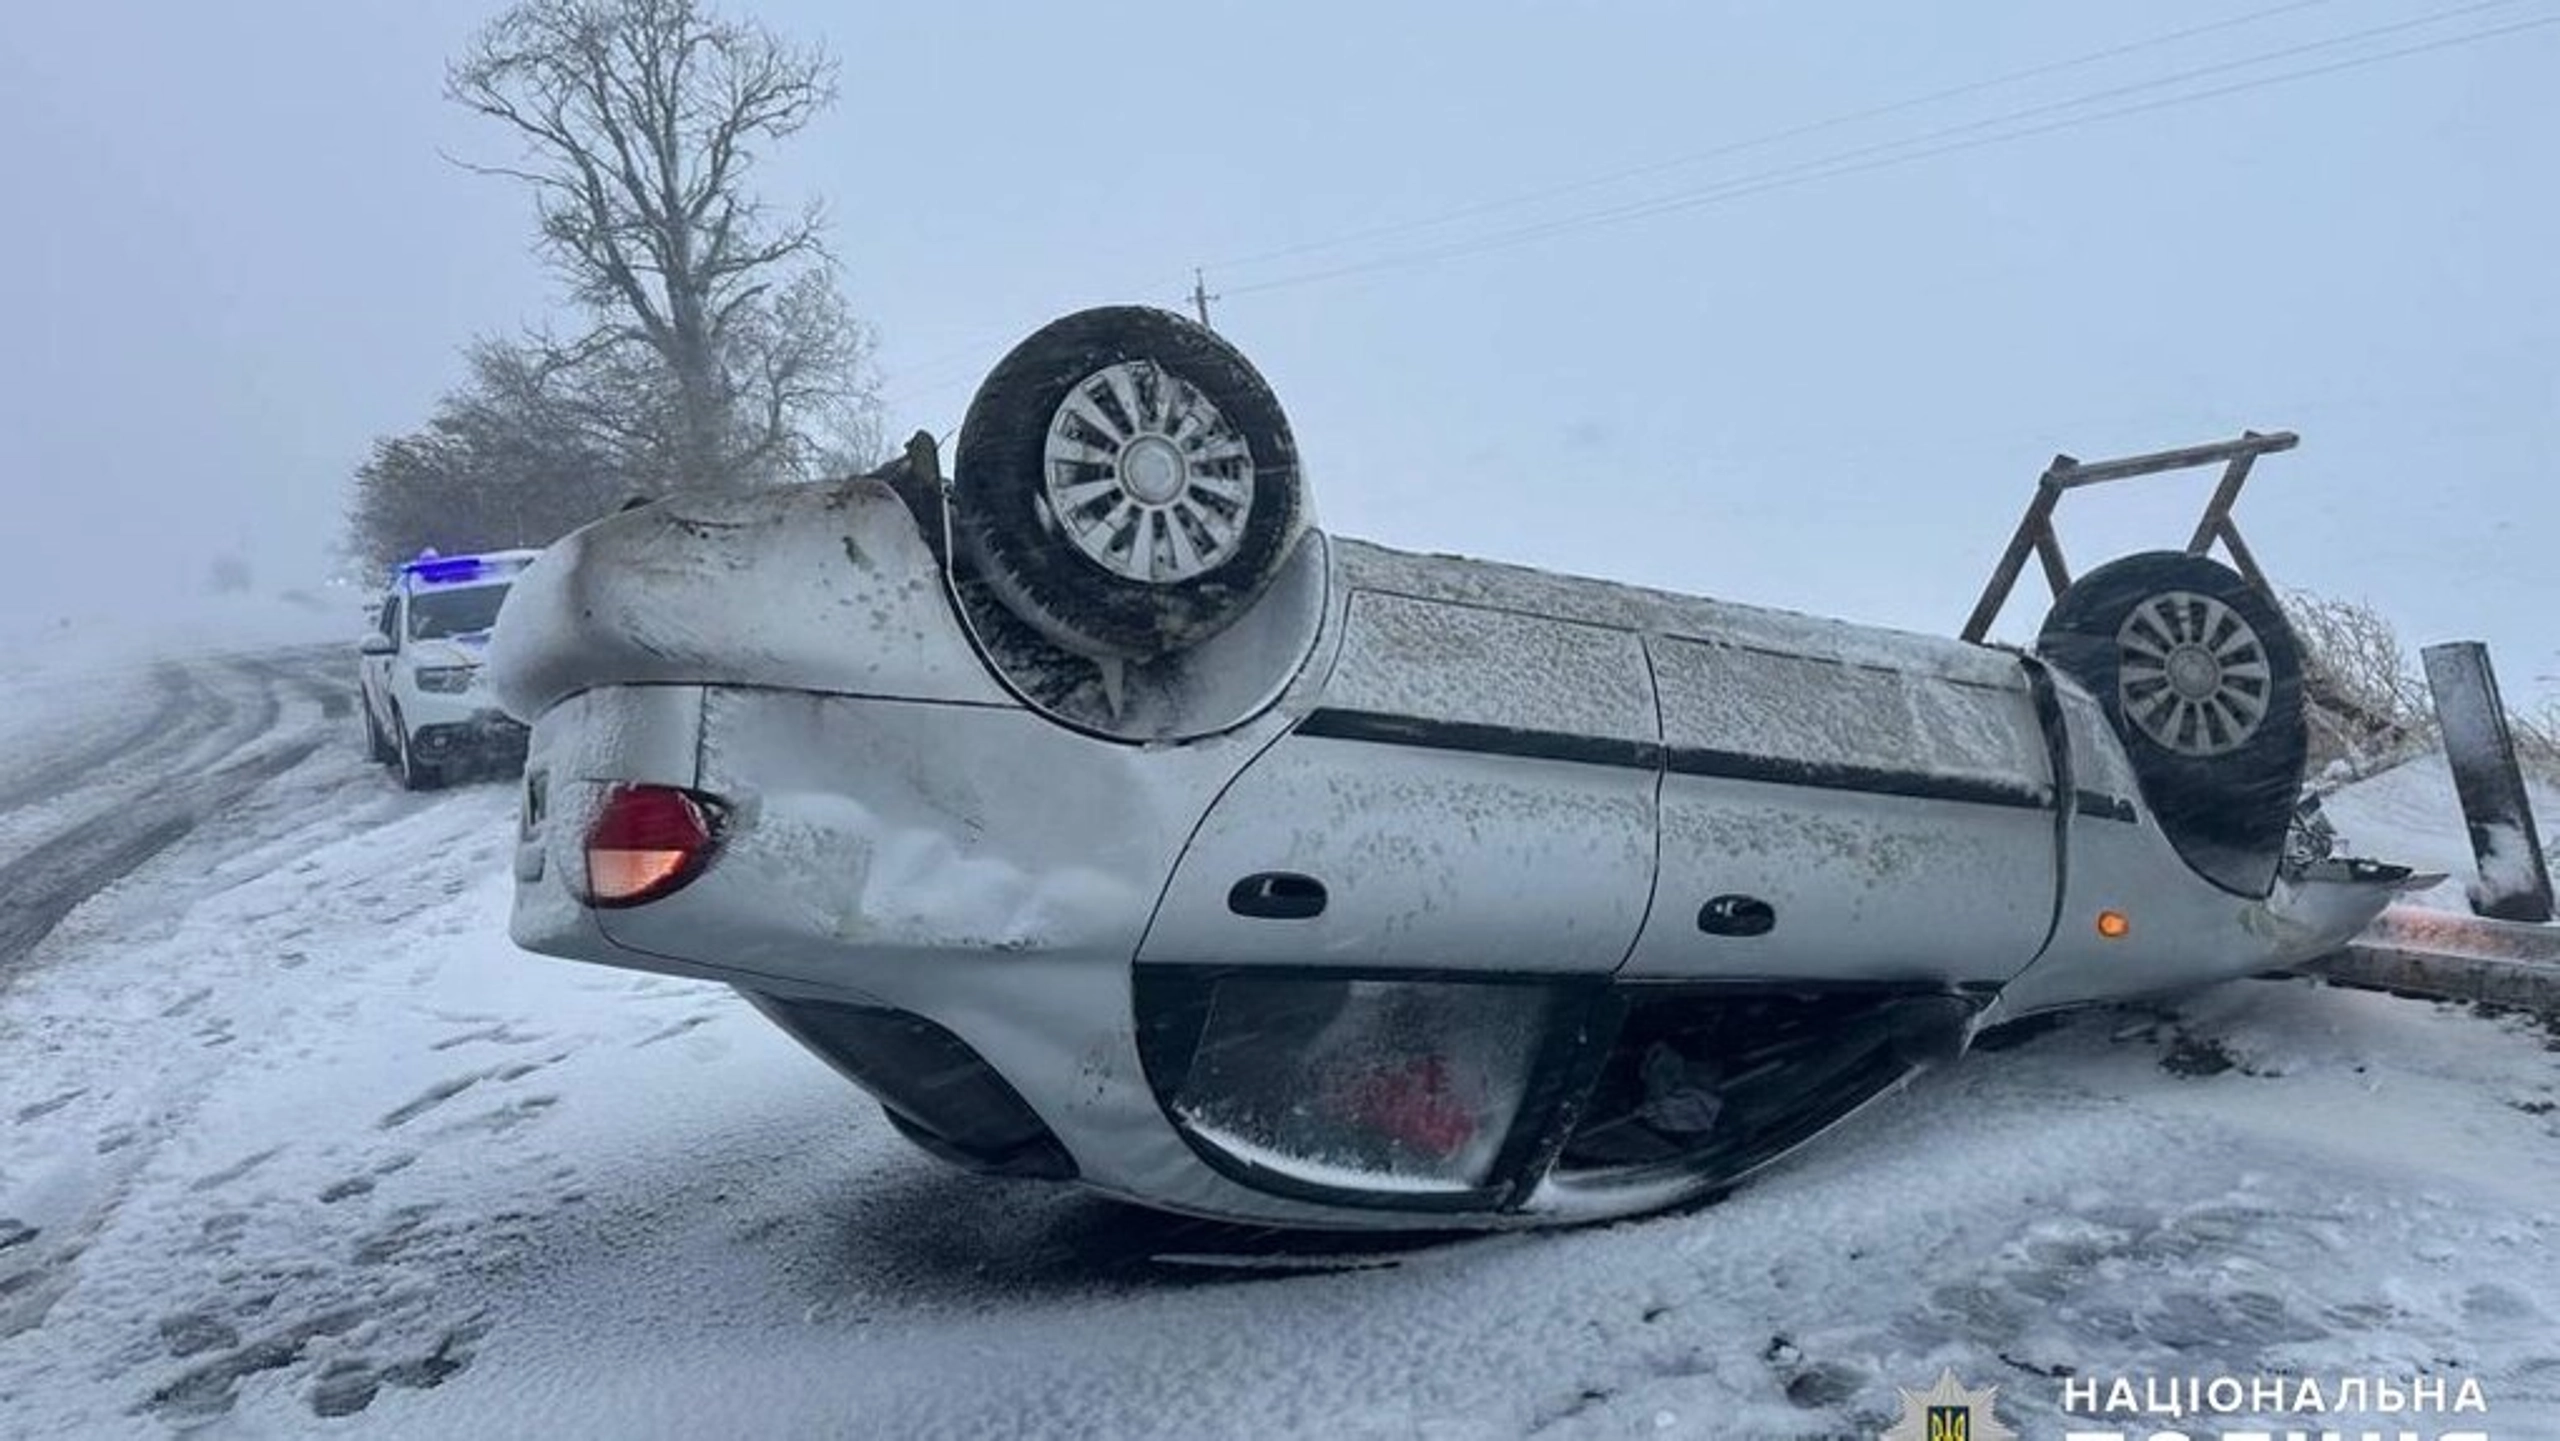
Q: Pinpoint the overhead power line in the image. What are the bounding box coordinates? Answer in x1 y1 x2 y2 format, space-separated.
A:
876 1 2549 410
1204 0 2350 275
878 2 2380 409
1221 1 2554 299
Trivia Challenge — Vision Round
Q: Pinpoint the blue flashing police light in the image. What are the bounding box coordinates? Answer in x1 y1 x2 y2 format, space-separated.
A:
405 556 489 585
397 548 535 587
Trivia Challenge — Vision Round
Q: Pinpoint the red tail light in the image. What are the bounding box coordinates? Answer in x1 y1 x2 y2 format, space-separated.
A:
583 785 721 908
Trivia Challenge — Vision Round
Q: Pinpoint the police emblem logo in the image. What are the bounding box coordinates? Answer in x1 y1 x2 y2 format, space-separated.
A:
1879 1370 2015 1441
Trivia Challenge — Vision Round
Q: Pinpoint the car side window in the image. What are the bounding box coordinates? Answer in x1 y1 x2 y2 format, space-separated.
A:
381 596 402 645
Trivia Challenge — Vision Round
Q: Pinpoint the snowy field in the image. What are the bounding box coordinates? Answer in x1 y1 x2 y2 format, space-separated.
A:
3 631 2558 1439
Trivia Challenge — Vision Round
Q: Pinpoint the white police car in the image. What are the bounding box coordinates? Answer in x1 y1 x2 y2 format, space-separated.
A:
358 550 540 790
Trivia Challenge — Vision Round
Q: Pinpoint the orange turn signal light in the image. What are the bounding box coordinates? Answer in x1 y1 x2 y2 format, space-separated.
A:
2096 909 2131 939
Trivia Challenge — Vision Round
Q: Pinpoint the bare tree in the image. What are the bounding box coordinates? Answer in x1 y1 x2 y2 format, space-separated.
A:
348 342 634 572
448 0 876 488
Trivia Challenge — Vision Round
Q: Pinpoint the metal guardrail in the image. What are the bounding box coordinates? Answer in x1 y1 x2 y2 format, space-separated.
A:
2292 905 2560 1013
2422 641 2556 922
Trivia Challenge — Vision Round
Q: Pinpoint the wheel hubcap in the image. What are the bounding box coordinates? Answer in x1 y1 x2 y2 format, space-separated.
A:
1043 360 1254 584
2115 591 2272 757
2166 645 2221 699
1120 436 1186 504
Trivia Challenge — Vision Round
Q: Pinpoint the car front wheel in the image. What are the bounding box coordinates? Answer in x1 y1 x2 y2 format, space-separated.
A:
392 709 444 792
2037 550 2307 894
364 702 396 764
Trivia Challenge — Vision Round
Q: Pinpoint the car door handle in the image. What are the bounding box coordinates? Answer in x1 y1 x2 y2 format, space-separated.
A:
1698 893 1776 937
1228 872 1327 920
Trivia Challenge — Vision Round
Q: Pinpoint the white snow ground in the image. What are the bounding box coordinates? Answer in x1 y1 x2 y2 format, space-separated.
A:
2 636 2557 1439
2320 751 2560 915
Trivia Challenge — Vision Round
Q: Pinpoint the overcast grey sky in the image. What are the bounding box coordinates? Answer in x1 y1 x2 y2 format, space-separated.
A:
2 1 2552 697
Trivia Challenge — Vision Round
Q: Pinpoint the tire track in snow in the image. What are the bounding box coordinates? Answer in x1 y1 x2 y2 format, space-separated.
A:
0 661 199 817
0 646 352 983
0 646 536 1425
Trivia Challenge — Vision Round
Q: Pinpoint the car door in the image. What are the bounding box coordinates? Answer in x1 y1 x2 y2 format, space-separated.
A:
1622 631 2060 987
1141 589 1661 975
361 595 401 729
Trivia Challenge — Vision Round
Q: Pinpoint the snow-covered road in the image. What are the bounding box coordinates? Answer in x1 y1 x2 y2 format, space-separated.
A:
0 646 352 977
3 640 2557 1439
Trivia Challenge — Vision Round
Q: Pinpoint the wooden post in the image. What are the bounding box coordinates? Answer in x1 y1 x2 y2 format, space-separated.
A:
2185 451 2259 555
1959 431 2297 644
2031 526 2072 600
2422 641 2555 923
1960 466 2071 643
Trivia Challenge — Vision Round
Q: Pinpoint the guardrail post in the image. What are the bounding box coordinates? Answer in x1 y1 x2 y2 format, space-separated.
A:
2422 641 2554 923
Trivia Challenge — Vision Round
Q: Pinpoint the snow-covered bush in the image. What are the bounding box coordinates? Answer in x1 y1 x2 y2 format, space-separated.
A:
2285 589 2560 789
2514 704 2560 787
2284 589 2435 783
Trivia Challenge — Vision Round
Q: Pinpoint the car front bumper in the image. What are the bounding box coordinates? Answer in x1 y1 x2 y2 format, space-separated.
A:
409 706 528 763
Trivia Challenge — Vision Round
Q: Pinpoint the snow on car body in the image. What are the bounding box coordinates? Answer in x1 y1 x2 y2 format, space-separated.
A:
490 308 2409 1229
358 550 541 790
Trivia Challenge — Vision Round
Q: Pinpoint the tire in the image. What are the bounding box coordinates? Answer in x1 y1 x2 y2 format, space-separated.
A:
392 710 444 792
364 704 396 764
2037 551 2306 892
952 306 1305 660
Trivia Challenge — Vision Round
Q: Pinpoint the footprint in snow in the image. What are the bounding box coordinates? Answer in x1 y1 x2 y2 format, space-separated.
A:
635 1011 720 1047
441 1094 559 1138
351 1204 438 1266
429 1021 546 1051
304 1320 485 1418
145 1305 369 1422
14 1089 84 1123
317 1175 375 1204
2462 1280 2545 1327
157 1309 240 1358
377 1069 501 1129
189 1145 286 1193
1779 1359 1868 1410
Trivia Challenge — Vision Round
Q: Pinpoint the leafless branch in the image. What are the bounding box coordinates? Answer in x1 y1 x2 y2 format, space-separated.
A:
442 0 864 489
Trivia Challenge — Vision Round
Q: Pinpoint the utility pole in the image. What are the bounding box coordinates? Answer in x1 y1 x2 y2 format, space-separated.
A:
1190 267 1217 330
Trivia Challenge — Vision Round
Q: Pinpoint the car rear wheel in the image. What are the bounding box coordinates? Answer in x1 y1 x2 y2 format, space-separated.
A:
2037 551 2306 893
953 306 1306 660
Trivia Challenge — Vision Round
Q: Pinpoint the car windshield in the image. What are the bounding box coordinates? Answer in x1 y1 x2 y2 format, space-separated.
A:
406 583 510 640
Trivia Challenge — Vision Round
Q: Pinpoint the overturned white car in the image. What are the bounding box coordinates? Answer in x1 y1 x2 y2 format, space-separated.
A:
489 307 2414 1229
